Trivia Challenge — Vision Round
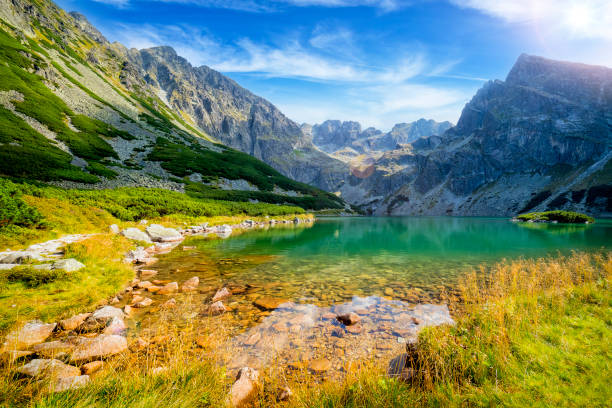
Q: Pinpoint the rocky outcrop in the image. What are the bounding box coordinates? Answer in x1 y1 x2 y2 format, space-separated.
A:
342 55 612 217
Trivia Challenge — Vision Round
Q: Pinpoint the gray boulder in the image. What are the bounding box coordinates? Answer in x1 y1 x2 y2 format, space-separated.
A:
145 224 182 242
121 228 152 243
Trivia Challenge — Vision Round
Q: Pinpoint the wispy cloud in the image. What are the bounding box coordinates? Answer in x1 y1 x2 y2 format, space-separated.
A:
93 0 412 12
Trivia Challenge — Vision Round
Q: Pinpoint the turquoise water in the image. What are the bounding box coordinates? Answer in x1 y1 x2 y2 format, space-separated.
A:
155 217 612 306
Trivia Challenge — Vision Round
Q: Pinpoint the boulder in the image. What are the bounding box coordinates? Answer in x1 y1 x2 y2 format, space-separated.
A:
31 340 75 359
49 375 90 392
209 301 227 316
228 367 259 407
51 258 85 272
102 317 126 336
181 276 200 292
158 282 178 295
81 360 103 375
145 224 183 242
0 251 42 264
69 335 128 363
336 312 361 326
253 297 289 311
109 224 120 234
212 287 231 302
133 298 153 308
59 313 92 331
78 307 124 333
121 228 152 243
3 320 56 349
17 359 80 378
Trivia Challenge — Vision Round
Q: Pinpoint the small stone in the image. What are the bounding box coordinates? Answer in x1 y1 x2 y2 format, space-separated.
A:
387 354 414 382
321 312 336 320
162 298 177 308
69 335 128 363
212 287 231 302
81 360 103 375
309 358 331 373
181 276 200 292
195 336 207 348
3 320 56 349
411 317 423 325
277 387 293 402
78 306 124 333
59 313 91 331
228 367 259 408
109 224 120 234
139 269 158 278
345 325 363 335
157 282 178 295
133 298 153 308
336 312 361 326
123 305 134 317
209 301 227 316
137 281 153 289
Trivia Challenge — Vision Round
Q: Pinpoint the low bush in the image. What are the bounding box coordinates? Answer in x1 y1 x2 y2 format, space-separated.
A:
517 210 594 223
0 179 43 228
5 266 68 288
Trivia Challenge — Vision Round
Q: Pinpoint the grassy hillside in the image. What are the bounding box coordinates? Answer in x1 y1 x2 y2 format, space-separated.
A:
0 12 345 211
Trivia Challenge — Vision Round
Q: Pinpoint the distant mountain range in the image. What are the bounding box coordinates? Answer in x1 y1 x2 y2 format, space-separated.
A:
302 119 452 160
339 54 612 216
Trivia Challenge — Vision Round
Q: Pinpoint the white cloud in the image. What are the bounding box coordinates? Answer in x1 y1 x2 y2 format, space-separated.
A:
92 0 130 7
451 0 612 40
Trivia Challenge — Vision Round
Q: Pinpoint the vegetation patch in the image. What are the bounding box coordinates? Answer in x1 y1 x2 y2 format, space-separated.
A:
0 179 43 228
4 266 68 288
516 210 594 223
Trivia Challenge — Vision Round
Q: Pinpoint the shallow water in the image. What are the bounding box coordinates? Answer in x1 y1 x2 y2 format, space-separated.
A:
136 217 612 375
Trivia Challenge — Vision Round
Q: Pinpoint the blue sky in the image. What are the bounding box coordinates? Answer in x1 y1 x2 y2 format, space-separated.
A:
55 0 612 130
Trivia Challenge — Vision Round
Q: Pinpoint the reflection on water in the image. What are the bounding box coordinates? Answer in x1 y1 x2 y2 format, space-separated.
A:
136 217 611 376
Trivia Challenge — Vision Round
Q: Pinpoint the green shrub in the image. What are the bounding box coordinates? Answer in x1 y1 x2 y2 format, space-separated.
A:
4 266 68 288
0 179 43 228
86 162 118 179
516 210 594 223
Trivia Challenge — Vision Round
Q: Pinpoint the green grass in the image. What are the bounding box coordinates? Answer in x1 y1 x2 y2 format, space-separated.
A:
517 210 595 223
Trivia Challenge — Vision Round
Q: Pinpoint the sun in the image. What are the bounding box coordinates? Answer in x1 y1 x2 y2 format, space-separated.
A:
563 1 596 35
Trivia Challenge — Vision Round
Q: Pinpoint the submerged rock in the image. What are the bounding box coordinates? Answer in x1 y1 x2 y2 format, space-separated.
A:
336 312 361 326
309 358 331 373
209 301 227 316
212 287 231 302
158 282 178 295
181 276 200 292
253 297 289 311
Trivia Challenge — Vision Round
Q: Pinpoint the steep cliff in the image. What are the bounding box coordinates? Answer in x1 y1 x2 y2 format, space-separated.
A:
342 55 611 216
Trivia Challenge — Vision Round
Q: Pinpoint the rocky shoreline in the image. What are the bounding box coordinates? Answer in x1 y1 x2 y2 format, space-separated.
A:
1 215 456 406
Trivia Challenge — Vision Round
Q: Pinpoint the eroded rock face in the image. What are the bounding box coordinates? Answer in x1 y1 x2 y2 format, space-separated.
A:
3 321 56 350
228 367 259 407
69 335 128 363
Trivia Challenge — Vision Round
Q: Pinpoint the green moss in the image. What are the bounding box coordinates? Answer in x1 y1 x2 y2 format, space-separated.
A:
516 210 594 223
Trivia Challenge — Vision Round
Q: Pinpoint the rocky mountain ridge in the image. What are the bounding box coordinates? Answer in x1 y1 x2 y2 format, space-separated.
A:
302 118 452 160
340 54 611 216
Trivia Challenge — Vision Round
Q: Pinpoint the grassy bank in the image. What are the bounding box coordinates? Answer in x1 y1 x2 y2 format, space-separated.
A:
2 251 609 407
0 178 307 248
